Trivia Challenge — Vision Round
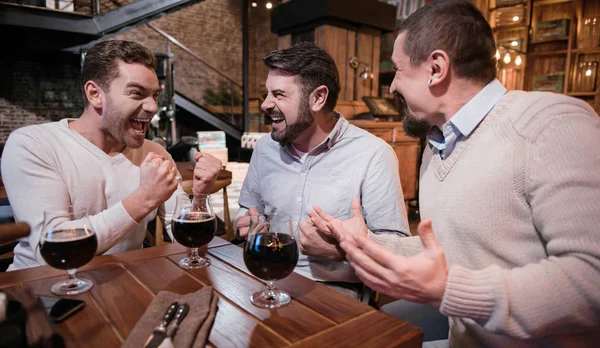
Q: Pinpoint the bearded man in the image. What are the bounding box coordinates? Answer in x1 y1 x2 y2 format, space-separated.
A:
232 42 410 299
2 40 222 270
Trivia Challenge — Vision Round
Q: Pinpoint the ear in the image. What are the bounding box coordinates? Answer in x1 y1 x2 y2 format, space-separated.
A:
84 81 104 109
428 49 450 87
310 85 329 112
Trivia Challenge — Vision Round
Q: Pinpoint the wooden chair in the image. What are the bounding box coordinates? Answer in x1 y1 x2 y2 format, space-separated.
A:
0 222 30 272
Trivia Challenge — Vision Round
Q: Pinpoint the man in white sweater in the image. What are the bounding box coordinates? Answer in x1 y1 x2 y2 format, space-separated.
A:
310 1 600 347
2 40 221 271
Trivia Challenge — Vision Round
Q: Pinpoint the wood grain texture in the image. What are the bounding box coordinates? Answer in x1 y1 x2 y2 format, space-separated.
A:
209 245 372 323
168 252 335 343
356 32 373 100
0 240 421 347
292 311 423 348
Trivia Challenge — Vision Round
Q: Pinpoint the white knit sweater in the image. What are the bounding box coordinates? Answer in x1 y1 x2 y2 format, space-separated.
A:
2 119 183 271
371 91 600 347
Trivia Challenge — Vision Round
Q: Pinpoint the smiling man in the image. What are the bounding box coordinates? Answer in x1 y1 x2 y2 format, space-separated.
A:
233 42 410 299
2 40 221 270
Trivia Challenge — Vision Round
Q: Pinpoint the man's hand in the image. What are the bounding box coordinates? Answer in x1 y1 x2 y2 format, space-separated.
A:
192 152 222 195
340 219 448 307
310 198 369 243
124 152 178 223
139 152 178 206
298 219 345 261
237 207 260 238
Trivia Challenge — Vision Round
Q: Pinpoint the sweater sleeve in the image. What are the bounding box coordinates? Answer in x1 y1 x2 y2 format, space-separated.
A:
367 232 423 256
439 112 600 338
2 130 138 266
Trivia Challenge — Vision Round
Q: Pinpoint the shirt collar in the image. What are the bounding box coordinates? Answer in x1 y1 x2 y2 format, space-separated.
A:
284 112 348 158
447 78 506 137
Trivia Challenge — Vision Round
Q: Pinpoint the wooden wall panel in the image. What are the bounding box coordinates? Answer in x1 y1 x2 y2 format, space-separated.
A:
371 35 381 97
345 30 356 101
357 32 373 100
336 27 350 101
278 35 291 49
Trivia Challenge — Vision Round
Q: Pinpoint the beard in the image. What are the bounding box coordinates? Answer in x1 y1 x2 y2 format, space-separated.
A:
270 95 314 146
397 94 431 139
402 113 432 139
100 96 145 149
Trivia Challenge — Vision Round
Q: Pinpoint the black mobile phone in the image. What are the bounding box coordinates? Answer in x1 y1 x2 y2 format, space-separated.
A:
37 295 86 323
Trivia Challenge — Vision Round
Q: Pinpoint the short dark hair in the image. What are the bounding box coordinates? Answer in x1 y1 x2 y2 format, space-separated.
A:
262 42 340 112
81 40 156 107
399 0 496 84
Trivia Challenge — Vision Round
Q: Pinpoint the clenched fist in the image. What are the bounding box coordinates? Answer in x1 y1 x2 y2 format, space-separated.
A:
193 152 222 195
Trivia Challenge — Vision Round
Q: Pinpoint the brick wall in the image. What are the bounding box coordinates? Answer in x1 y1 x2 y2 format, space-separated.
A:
0 0 280 146
0 53 83 145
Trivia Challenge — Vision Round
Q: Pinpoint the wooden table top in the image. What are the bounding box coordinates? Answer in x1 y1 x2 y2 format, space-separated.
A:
0 238 422 347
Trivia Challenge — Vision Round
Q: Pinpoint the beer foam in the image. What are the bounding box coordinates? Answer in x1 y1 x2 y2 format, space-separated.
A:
172 212 215 224
42 227 96 242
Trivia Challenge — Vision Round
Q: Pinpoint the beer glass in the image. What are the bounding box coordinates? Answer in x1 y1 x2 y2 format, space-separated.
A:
40 208 97 295
171 193 217 269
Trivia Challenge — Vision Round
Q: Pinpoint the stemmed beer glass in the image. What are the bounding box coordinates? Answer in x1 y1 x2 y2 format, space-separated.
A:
243 213 299 308
39 208 97 295
171 193 217 269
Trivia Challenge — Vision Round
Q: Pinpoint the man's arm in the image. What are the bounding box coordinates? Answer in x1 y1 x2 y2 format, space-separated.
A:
361 143 410 237
342 111 600 339
304 143 413 259
438 112 600 338
2 132 178 265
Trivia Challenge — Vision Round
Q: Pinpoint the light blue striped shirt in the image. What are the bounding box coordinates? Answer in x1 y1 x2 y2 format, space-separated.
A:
234 114 409 282
429 79 507 159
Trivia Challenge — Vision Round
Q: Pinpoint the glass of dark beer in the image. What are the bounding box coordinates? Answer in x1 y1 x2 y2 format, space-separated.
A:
171 193 217 269
243 213 298 308
40 208 98 296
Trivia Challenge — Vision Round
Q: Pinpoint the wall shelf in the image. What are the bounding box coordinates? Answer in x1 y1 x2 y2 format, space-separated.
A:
530 36 569 44
493 23 529 31
572 48 600 54
567 92 596 97
529 50 569 56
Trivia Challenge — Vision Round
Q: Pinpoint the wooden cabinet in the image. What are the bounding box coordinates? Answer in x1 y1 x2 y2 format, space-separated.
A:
350 121 420 206
479 0 600 114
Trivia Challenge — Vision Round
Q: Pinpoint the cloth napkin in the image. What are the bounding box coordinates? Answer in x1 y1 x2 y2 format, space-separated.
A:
122 286 218 348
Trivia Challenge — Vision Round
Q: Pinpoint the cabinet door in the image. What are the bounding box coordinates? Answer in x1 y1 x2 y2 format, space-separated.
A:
391 142 420 201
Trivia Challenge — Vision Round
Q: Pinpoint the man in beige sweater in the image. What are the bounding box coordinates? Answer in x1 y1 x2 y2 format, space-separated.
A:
310 1 600 347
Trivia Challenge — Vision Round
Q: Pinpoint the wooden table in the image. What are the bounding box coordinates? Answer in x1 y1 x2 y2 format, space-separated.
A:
0 238 423 347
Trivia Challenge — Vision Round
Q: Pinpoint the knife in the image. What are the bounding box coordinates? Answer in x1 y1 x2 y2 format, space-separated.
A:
144 301 179 348
157 303 190 348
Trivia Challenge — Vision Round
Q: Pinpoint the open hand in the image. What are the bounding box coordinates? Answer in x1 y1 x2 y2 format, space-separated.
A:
237 208 260 238
310 198 369 244
340 219 448 307
298 219 344 261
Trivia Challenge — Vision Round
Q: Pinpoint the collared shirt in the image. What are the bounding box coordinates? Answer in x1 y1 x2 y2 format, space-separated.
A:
234 114 409 282
428 79 507 159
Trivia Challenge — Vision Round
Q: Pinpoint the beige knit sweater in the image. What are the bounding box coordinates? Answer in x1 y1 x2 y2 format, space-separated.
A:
370 91 600 347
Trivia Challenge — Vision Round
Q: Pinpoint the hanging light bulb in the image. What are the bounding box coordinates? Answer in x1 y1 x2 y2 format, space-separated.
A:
586 68 593 76
515 55 522 66
266 1 273 9
503 53 512 64
513 16 520 22
511 40 518 47
495 50 501 60
251 1 257 7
